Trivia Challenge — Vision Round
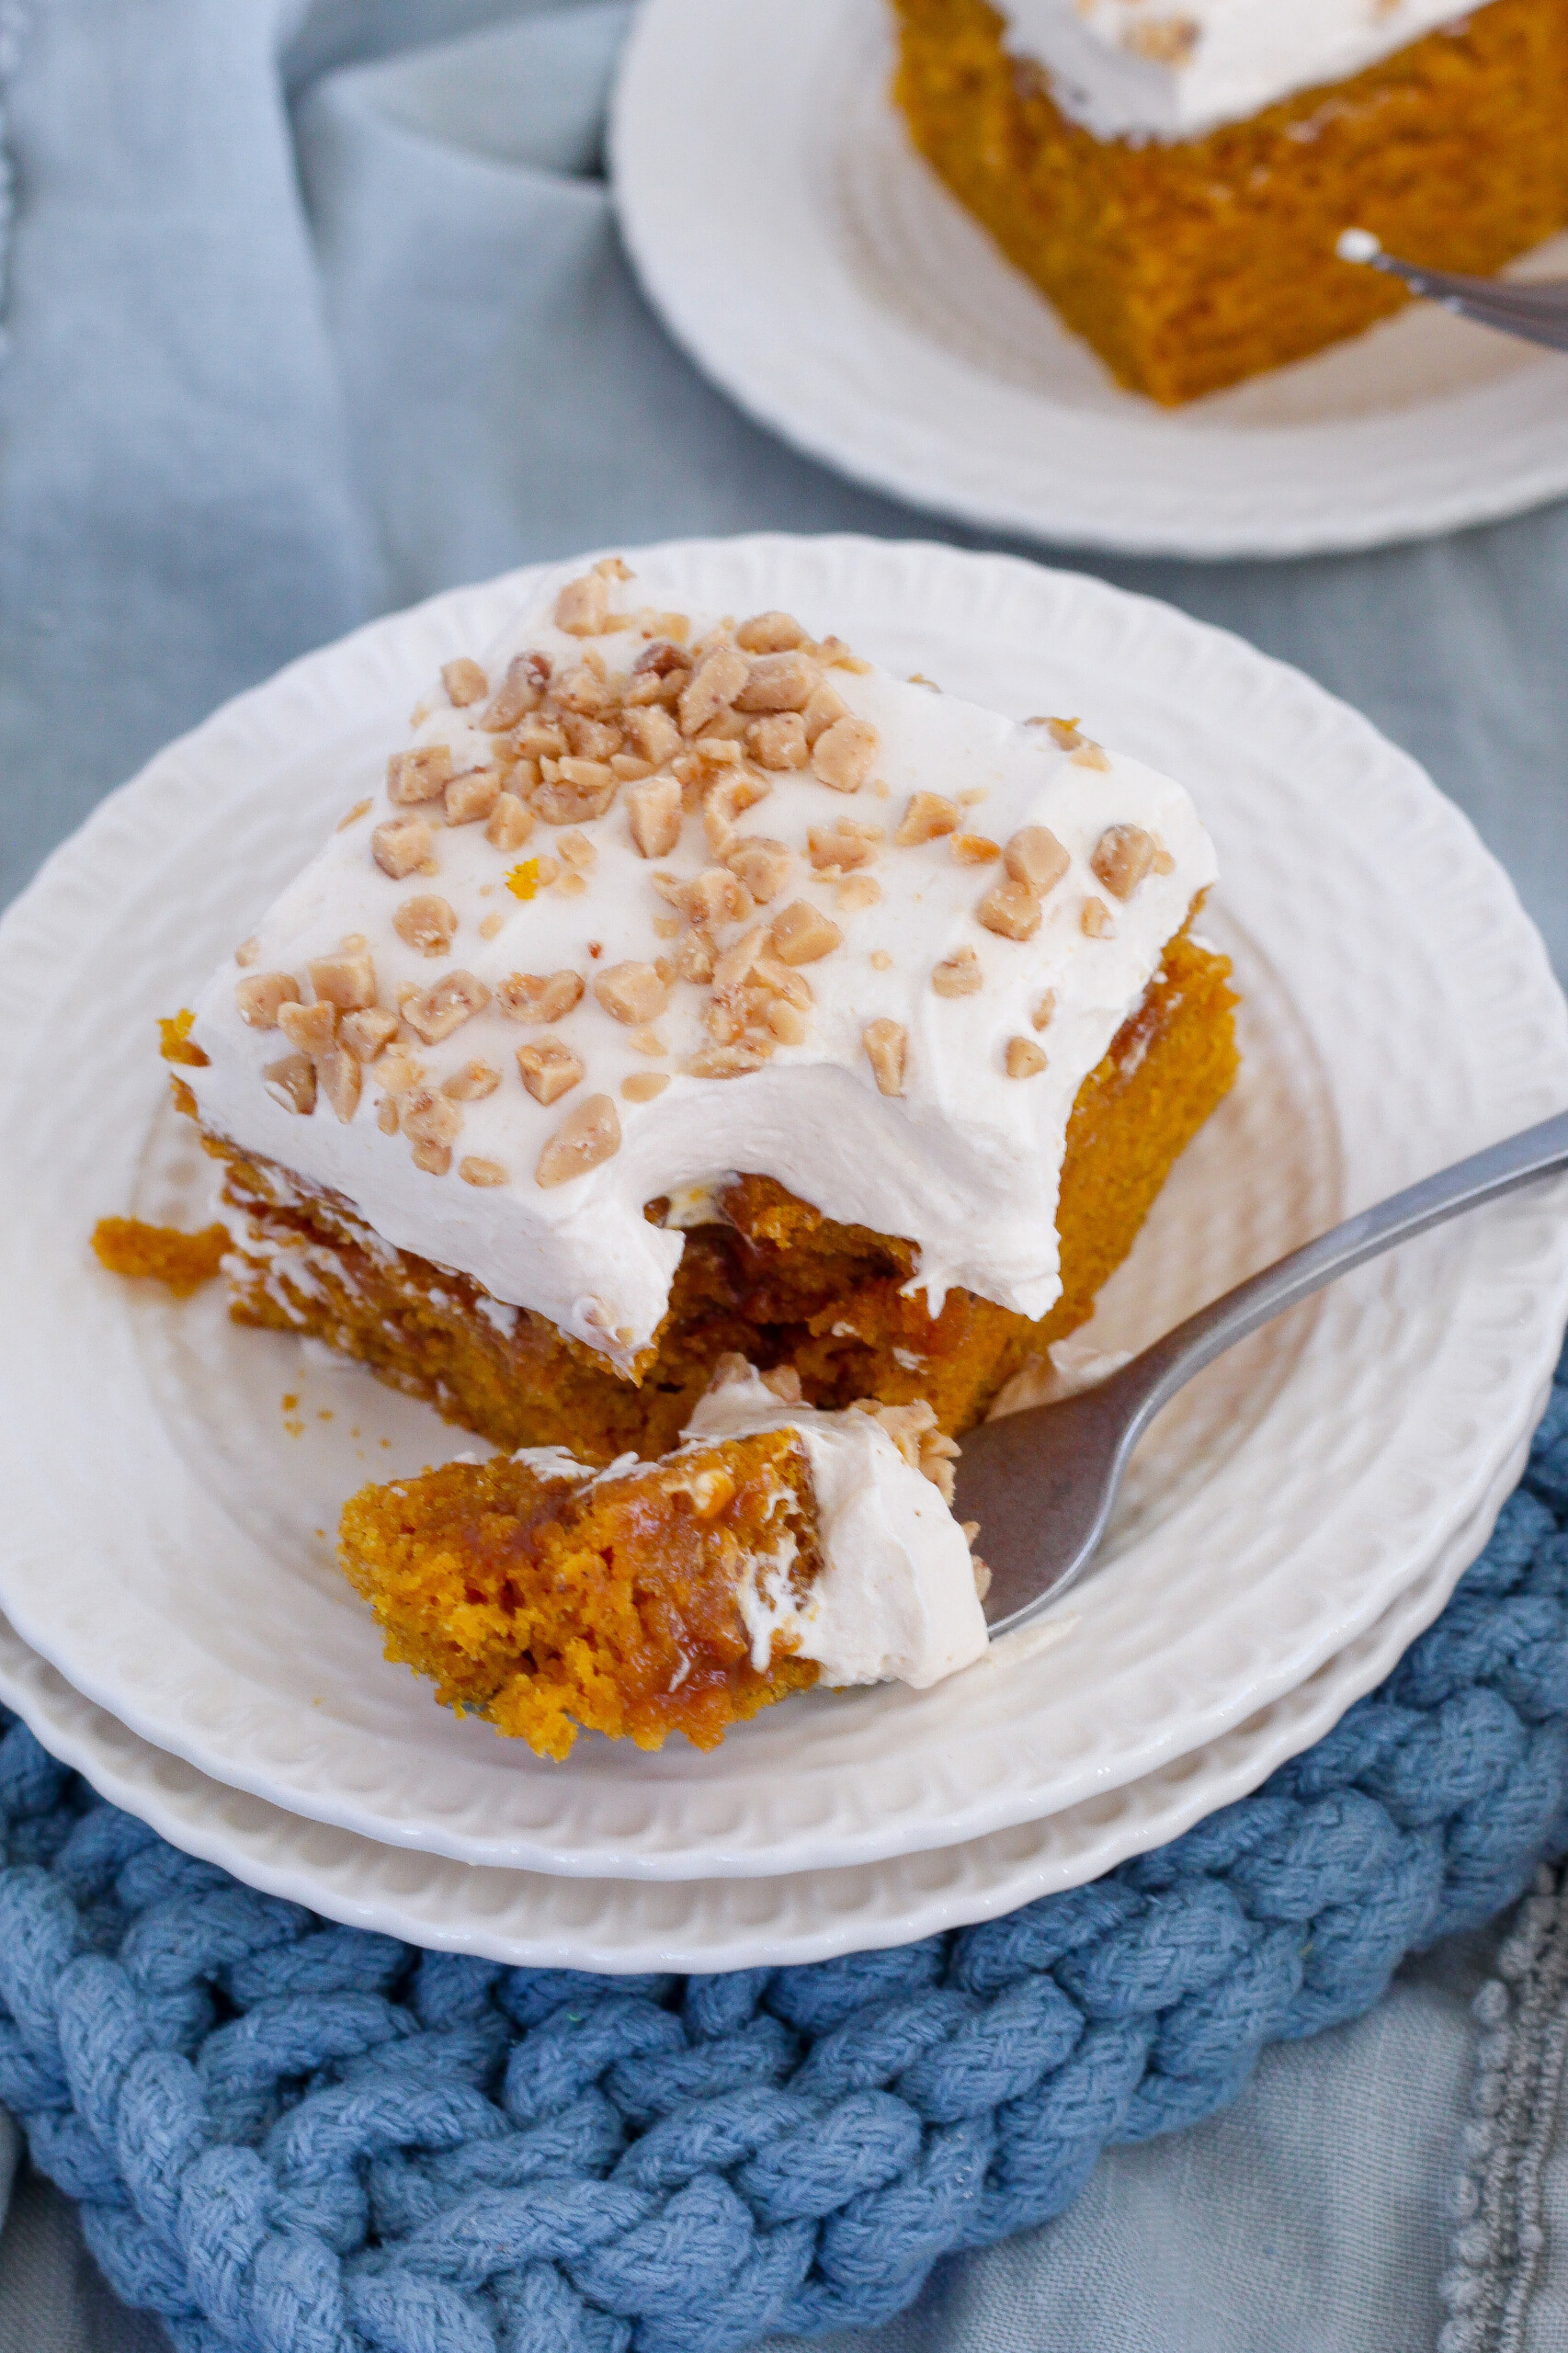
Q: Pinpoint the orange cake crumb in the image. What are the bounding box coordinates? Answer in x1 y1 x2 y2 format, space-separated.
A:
91 1217 229 1299
339 1431 823 1757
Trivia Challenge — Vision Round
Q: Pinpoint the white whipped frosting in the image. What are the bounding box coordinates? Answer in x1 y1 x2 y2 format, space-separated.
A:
680 1366 989 1689
185 564 1215 1374
1004 0 1475 141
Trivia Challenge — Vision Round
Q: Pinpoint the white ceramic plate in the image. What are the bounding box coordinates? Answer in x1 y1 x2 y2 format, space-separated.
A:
1 535 1564 1884
610 0 1568 559
0 1423 1525 1969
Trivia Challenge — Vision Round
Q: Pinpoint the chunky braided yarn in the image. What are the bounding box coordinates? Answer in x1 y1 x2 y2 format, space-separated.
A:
0 1342 1563 2353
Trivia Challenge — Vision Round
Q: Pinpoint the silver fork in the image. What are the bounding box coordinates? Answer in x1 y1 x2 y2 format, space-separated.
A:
1335 229 1568 353
958 1108 1568 1635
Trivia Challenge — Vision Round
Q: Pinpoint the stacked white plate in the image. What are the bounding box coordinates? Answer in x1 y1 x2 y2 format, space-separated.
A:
2 535 1565 1971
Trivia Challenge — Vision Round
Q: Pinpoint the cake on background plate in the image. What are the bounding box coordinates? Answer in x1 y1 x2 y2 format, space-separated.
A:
892 0 1568 403
120 552 1235 1745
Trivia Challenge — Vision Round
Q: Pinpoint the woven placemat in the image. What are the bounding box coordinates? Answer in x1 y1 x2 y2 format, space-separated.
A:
0 1339 1563 2353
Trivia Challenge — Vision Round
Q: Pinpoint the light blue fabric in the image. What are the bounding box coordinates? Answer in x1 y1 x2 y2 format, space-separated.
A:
2 5 1568 2348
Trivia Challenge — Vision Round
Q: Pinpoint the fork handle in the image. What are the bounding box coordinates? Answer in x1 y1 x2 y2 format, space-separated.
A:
1126 1108 1568 1429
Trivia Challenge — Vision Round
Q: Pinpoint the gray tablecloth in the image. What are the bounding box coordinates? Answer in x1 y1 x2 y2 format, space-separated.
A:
2 3 1566 2346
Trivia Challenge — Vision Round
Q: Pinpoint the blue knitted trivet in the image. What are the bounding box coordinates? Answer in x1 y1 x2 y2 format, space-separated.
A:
0 1343 1564 2353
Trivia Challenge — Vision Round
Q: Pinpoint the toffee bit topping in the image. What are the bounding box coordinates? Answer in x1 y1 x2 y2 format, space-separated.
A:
870 949 893 971
481 651 550 730
620 774 679 860
376 1049 426 1095
762 1364 805 1402
1033 715 1084 749
767 999 810 1045
536 1092 621 1187
534 758 618 824
746 711 809 770
1071 741 1112 772
931 946 983 997
734 650 818 713
478 912 506 941
308 946 377 1011
671 929 716 984
710 925 766 996
401 971 491 1043
1005 1037 1048 1079
318 1046 363 1124
688 1042 770 1078
1032 989 1057 1031
387 745 452 806
235 972 300 1029
735 610 807 654
234 938 260 967
682 867 756 930
801 682 847 746
377 1097 399 1134
445 768 502 826
1081 896 1115 938
336 798 372 831
460 1156 507 1187
811 715 877 793
278 1000 337 1059
863 1017 908 1097
594 961 670 1026
442 658 488 708
442 1059 502 1101
623 704 682 764
263 1052 316 1115
558 830 597 874
808 823 881 873
977 875 1041 941
403 1085 462 1156
722 835 791 904
393 894 458 957
410 1140 452 1175
487 797 534 855
951 834 1001 865
622 1071 671 1102
1004 825 1070 896
836 875 881 911
702 773 769 853
554 571 612 637
629 1024 666 1056
1153 846 1176 876
677 646 750 738
372 817 435 880
340 1007 399 1062
516 1035 585 1106
895 791 960 847
768 900 843 966
1091 823 1157 899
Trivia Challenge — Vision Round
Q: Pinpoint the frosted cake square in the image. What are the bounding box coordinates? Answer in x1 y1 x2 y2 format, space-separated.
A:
170 555 1236 1474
